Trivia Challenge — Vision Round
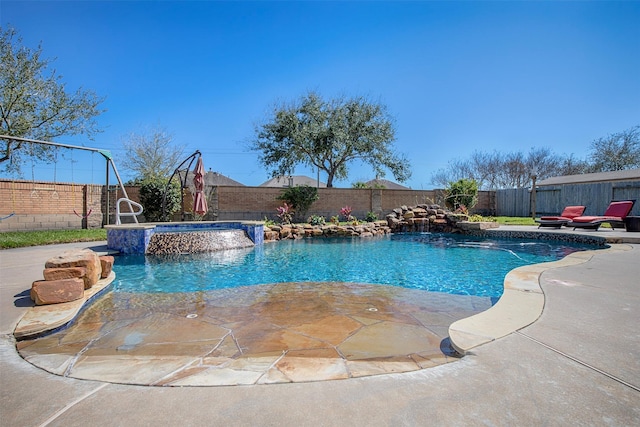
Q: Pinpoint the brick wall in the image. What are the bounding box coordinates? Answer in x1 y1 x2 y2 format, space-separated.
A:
211 187 494 221
1 179 496 231
0 179 104 231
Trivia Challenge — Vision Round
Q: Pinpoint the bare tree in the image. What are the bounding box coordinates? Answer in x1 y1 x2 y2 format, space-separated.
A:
431 148 569 189
120 126 186 181
430 157 473 188
430 126 639 189
558 154 590 176
588 125 640 172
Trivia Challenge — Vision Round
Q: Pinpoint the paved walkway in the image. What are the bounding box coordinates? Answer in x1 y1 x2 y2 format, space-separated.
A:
1 229 639 426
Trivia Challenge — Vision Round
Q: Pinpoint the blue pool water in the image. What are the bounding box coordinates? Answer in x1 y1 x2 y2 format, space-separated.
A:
112 233 601 298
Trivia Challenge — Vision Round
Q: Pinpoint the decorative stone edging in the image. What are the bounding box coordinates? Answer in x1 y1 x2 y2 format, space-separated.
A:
448 244 631 354
264 204 482 241
264 221 391 241
385 204 469 233
14 271 115 340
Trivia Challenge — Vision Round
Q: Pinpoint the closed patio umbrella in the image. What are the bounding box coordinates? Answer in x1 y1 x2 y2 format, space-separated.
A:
192 157 208 216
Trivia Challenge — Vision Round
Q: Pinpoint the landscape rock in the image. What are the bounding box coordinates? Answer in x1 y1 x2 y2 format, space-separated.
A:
403 211 415 219
43 267 89 288
45 249 102 288
99 256 114 279
30 278 84 305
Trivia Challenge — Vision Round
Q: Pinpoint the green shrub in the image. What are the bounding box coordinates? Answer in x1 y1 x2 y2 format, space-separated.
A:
308 215 326 226
139 177 181 222
468 214 496 222
445 179 478 211
365 211 378 222
277 185 319 222
262 216 276 227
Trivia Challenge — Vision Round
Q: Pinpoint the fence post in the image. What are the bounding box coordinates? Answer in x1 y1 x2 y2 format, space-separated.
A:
530 175 537 219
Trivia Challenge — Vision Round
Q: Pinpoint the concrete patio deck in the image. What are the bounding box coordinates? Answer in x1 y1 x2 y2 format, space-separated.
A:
1 226 639 425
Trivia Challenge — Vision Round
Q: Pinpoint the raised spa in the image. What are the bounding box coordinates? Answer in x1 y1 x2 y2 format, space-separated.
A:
106 221 264 254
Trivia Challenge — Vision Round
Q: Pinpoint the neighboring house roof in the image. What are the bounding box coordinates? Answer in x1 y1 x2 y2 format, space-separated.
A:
537 169 640 186
365 178 411 190
204 171 245 186
185 171 245 186
259 175 327 188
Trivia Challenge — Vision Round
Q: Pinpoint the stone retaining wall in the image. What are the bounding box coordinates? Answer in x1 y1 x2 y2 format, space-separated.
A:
264 221 392 241
263 203 496 241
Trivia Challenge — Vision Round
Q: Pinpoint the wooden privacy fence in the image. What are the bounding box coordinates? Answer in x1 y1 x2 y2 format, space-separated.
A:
496 180 640 217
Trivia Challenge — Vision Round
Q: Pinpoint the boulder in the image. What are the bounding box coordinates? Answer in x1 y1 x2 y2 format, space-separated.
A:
446 213 469 223
31 278 84 305
45 249 102 289
99 256 115 279
457 221 500 231
412 208 427 217
280 227 292 238
264 230 279 241
43 267 89 289
403 211 415 219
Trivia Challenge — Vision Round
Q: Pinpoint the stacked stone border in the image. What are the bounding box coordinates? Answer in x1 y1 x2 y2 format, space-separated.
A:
263 203 498 241
30 249 114 306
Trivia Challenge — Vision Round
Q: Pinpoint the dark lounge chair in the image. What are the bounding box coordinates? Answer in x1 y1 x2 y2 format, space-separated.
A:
567 200 636 231
535 206 586 228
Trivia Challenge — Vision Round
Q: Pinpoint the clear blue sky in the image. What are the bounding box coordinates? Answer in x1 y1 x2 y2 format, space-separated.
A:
2 1 639 188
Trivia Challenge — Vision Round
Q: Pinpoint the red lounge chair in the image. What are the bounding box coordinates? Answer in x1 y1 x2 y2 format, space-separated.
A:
535 206 586 228
567 200 636 231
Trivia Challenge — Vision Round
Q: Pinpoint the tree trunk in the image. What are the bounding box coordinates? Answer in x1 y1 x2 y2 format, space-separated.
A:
326 171 334 188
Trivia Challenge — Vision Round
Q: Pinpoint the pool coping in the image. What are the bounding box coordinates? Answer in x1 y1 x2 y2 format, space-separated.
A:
448 244 632 354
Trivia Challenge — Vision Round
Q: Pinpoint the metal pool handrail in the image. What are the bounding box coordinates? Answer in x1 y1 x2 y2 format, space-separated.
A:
116 198 143 225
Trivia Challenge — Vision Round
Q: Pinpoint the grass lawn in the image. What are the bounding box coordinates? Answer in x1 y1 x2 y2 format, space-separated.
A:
493 216 536 226
0 229 107 249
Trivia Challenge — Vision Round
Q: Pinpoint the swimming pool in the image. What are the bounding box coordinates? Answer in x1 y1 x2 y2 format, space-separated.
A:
113 233 601 298
17 232 606 386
